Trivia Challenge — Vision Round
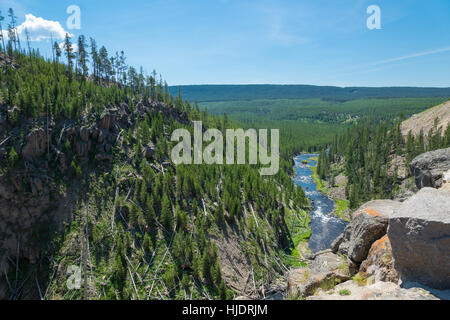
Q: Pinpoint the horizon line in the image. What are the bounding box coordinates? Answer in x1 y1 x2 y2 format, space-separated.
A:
168 83 450 89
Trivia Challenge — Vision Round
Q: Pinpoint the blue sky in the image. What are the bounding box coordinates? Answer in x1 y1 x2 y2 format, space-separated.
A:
1 0 450 87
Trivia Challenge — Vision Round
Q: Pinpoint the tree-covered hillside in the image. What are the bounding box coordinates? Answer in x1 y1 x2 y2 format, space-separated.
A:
197 97 447 159
317 116 450 209
0 17 310 300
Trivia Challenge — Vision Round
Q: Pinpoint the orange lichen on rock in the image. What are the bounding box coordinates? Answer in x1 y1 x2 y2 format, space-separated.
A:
360 235 399 283
363 208 388 218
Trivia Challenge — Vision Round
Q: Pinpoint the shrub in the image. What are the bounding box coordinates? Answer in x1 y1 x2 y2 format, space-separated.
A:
339 289 351 296
8 147 19 167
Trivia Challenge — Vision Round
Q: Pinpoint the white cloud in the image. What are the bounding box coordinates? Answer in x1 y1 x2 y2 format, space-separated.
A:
1 14 72 42
58 41 78 53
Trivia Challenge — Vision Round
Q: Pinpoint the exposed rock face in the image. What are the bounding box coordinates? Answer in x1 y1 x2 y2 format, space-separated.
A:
0 114 6 133
288 251 351 298
21 128 47 161
444 169 450 184
401 100 450 138
0 98 188 299
410 147 450 189
360 235 399 283
388 155 409 180
307 280 439 300
211 223 255 298
99 113 115 131
80 126 90 142
0 172 73 300
95 153 113 161
388 187 450 290
442 169 450 191
332 200 401 264
143 145 156 159
75 141 89 158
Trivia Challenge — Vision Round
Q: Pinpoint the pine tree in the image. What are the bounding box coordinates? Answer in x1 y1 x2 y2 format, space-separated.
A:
54 41 61 63
64 33 75 77
7 8 19 53
0 11 6 53
160 193 173 232
99 46 110 81
8 147 18 167
90 38 98 81
143 233 153 255
405 130 415 163
77 35 89 79
145 194 156 225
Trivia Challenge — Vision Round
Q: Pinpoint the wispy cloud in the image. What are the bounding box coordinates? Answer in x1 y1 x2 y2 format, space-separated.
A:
260 5 309 46
267 17 308 46
367 46 450 67
337 45 450 78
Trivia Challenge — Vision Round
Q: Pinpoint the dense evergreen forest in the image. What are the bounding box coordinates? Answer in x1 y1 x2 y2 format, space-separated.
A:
169 84 450 102
198 97 447 159
0 8 310 300
317 117 450 209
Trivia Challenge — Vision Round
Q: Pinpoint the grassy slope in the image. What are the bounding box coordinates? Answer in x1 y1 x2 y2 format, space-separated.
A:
309 156 351 222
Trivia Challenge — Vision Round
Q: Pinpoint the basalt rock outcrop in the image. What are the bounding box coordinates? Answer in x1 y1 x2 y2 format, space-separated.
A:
21 128 48 162
0 171 73 298
388 187 450 290
331 200 401 264
0 97 188 299
410 147 450 189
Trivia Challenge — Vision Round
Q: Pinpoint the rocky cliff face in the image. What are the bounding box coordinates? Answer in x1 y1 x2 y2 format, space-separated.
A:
410 147 450 189
388 187 450 290
0 98 188 299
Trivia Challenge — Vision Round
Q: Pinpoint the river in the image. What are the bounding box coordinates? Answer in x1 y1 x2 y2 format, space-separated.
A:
292 154 348 253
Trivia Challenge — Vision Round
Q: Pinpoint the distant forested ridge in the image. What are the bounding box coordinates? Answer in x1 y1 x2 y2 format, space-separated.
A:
169 85 450 102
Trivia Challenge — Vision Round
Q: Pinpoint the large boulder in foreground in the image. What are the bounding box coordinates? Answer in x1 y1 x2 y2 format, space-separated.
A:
360 235 399 283
410 147 450 189
288 251 351 298
388 187 450 290
332 200 402 264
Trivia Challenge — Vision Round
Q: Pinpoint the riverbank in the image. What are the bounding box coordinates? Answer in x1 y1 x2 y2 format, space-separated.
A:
307 156 351 222
292 154 348 253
